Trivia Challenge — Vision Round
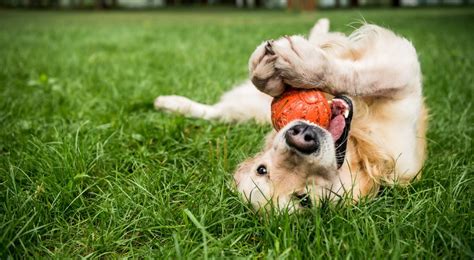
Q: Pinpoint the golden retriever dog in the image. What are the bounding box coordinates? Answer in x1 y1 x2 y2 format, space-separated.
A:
154 19 428 212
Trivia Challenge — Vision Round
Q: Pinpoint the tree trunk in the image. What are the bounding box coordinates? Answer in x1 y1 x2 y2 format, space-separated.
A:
28 0 42 7
95 0 108 9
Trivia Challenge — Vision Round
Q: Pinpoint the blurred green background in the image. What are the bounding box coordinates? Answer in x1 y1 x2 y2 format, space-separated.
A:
2 0 474 9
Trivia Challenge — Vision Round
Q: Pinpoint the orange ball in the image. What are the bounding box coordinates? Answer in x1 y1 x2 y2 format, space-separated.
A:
271 88 331 131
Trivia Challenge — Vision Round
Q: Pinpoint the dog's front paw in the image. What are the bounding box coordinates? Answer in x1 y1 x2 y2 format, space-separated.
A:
271 35 328 90
248 41 285 97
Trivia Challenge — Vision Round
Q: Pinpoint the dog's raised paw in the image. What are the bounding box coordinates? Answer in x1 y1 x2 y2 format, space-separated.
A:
248 41 285 97
271 35 328 88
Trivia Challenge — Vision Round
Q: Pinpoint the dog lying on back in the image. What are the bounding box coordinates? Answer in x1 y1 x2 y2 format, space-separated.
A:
155 19 427 212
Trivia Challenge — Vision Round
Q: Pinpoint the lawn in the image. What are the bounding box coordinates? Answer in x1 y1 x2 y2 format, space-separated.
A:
0 7 473 258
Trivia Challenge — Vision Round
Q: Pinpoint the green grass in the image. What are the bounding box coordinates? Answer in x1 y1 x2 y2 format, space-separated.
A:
0 8 473 258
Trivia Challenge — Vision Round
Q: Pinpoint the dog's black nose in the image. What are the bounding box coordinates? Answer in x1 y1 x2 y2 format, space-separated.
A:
285 123 320 154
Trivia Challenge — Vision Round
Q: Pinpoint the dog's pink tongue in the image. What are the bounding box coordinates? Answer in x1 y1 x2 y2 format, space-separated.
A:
329 115 345 141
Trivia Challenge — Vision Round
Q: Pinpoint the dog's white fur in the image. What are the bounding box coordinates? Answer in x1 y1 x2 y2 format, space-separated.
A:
155 19 427 212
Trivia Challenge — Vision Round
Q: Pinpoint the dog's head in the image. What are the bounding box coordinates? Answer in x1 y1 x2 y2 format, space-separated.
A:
233 96 352 212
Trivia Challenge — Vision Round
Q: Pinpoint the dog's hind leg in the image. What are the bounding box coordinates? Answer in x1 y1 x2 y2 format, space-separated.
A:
308 18 330 43
154 95 220 120
154 81 272 123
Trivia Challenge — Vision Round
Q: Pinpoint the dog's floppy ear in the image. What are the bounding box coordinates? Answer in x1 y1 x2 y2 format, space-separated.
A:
263 131 277 150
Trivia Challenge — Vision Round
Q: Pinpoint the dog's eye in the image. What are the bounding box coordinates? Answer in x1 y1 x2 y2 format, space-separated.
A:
295 194 312 208
256 165 268 175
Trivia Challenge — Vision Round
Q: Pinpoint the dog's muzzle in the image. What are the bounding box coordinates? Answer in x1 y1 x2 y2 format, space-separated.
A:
285 123 321 154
